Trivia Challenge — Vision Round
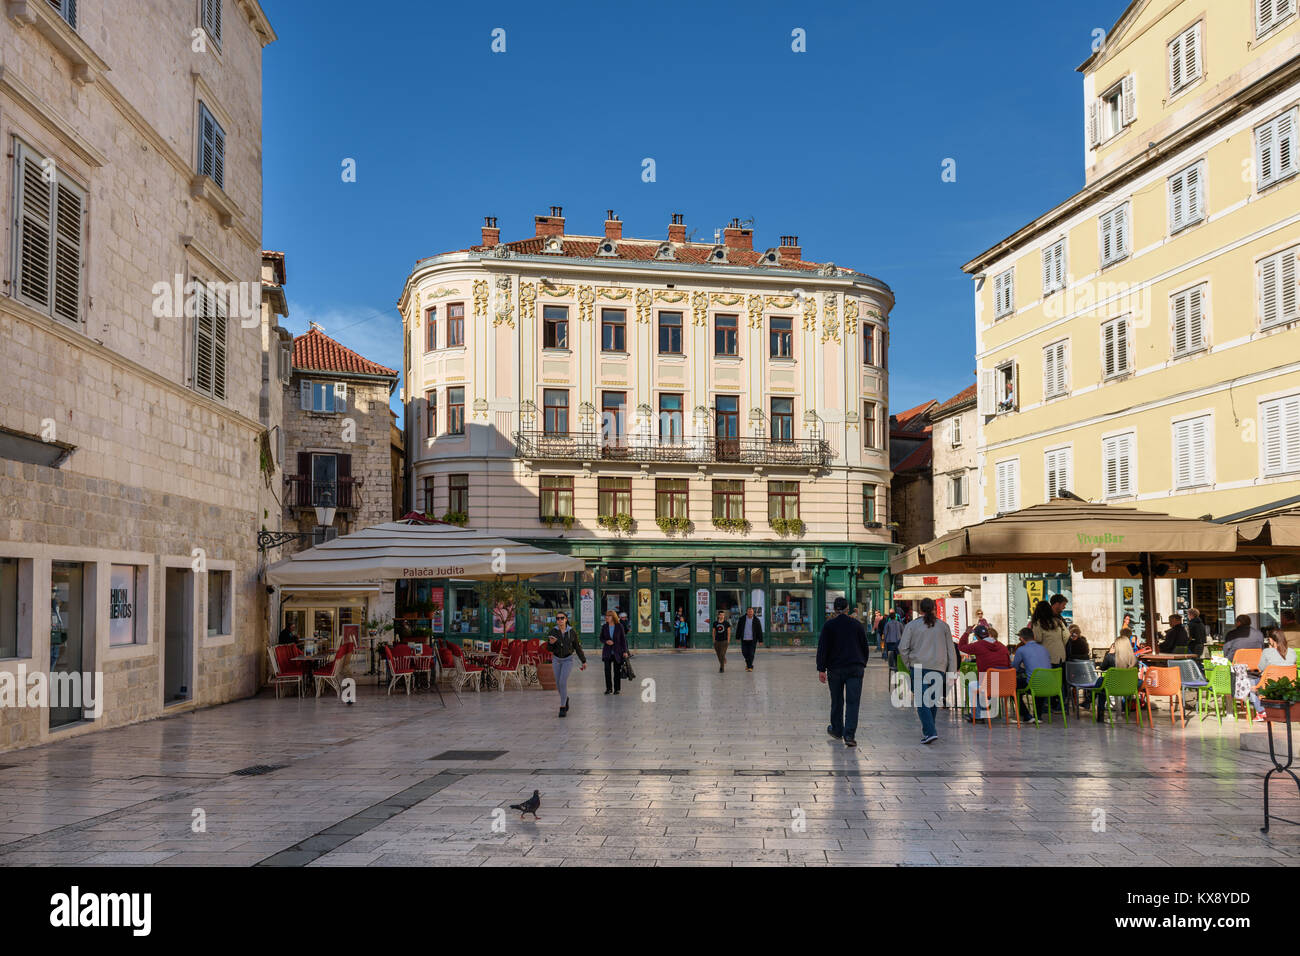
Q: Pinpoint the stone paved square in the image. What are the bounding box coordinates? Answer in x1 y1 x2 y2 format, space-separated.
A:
0 652 1295 867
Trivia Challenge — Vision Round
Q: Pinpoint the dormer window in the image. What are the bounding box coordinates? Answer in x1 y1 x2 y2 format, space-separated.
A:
709 245 729 263
758 248 780 266
596 239 618 257
542 235 564 254
655 242 675 261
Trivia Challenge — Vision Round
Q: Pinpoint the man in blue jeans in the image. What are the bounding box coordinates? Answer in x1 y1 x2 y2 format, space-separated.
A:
816 597 870 748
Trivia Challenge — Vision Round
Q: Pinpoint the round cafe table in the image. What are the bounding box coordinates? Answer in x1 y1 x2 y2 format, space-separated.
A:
291 654 331 694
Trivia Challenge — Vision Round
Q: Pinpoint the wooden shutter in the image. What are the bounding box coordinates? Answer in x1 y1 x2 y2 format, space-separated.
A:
1187 23 1203 84
1187 286 1203 352
334 382 348 413
978 368 995 416
1114 205 1128 259
1258 247 1297 327
1115 318 1129 373
51 178 84 324
297 452 311 505
1121 74 1136 125
300 380 312 410
1170 171 1186 231
194 281 214 395
1173 418 1208 488
1263 396 1300 476
1102 321 1117 377
199 105 226 189
1279 109 1297 182
212 286 227 400
14 144 53 311
337 453 353 509
1043 345 1057 398
203 0 223 48
996 460 1018 513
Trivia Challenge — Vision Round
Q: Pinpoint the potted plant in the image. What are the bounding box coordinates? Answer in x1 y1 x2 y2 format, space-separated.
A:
441 510 469 527
712 516 750 533
1258 677 1300 722
597 513 635 533
655 515 691 534
771 517 806 536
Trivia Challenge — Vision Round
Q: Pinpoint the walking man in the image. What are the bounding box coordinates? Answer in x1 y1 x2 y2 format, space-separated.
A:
712 610 731 673
882 611 903 669
898 598 957 745
737 606 763 671
816 596 870 748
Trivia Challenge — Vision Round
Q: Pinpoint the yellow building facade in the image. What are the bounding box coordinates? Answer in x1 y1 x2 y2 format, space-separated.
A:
964 0 1300 642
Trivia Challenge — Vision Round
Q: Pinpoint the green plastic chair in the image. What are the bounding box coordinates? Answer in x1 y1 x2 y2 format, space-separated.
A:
894 657 912 701
1196 664 1233 725
1096 668 1142 726
959 660 979 716
1022 667 1068 727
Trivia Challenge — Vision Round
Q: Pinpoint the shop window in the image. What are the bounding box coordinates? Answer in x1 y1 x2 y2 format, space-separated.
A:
531 589 574 633
447 587 480 634
0 557 17 659
207 570 232 636
108 564 145 647
771 588 813 633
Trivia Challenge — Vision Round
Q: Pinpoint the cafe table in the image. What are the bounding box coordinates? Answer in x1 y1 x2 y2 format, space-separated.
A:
291 652 332 694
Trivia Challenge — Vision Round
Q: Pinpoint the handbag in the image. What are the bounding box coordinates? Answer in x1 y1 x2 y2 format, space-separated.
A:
621 658 636 681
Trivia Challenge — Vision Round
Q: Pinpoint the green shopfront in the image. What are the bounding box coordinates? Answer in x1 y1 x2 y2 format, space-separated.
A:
394 540 895 649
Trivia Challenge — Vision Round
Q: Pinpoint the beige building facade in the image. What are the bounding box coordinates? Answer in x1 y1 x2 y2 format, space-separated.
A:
0 1 276 749
397 209 897 646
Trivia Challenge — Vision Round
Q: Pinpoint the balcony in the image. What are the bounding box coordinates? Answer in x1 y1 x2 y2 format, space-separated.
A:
284 476 358 510
513 431 833 467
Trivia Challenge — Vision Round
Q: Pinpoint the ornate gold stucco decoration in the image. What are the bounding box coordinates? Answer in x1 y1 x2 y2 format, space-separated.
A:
598 287 630 300
654 290 687 303
539 284 574 297
843 298 859 336
765 295 796 310
802 296 818 332
413 292 422 328
519 281 537 324
821 293 839 344
635 288 652 324
711 293 744 307
494 275 514 327
430 287 462 299
746 294 763 329
472 280 489 319
691 291 708 327
578 285 595 322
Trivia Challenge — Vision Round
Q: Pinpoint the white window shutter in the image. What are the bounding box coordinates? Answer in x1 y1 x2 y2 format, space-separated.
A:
1169 32 1183 92
300 380 312 410
1282 249 1299 325
1088 101 1100 148
1122 74 1136 125
1188 287 1204 351
1042 246 1052 292
1102 321 1116 377
334 382 348 413
978 368 995 416
1187 163 1203 222
1188 23 1203 84
1011 362 1020 408
1043 346 1056 397
1259 251 1296 328
1169 173 1186 231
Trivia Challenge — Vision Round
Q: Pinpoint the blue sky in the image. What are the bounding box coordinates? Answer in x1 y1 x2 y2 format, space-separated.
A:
261 0 1119 416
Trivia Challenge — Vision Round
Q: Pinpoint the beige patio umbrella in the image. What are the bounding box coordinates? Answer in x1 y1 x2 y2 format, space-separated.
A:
266 519 586 586
890 498 1242 645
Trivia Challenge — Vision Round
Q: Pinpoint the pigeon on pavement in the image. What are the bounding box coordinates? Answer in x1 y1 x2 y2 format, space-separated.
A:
509 790 541 819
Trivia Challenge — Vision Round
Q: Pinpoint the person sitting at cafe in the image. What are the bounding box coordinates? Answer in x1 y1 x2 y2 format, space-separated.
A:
1279 611 1300 658
1223 615 1264 663
1158 614 1189 654
278 619 299 646
1249 630 1297 721
1066 624 1091 661
1094 633 1138 721
1186 608 1208 657
959 624 1011 672
1012 627 1051 721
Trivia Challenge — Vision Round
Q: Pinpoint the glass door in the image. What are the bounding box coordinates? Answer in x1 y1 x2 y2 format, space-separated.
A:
50 562 85 728
715 395 739 461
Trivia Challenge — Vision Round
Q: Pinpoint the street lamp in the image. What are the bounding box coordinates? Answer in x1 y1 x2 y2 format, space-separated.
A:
256 490 339 552
313 490 337 545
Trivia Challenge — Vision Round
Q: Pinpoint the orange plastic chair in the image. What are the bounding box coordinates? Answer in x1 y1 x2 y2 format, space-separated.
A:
1143 666 1185 727
983 668 1021 727
1233 648 1263 671
1256 664 1298 692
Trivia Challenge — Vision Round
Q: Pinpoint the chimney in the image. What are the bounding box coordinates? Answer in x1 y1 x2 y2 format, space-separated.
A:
723 217 752 251
667 212 686 244
534 205 565 238
778 235 802 265
481 216 499 247
604 210 622 241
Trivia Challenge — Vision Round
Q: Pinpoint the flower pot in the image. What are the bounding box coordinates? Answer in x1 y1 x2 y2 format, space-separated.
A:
537 662 556 691
1261 699 1299 723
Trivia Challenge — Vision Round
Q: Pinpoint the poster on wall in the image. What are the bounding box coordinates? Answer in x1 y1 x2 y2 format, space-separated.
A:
579 588 595 632
108 565 136 645
750 588 766 626
1025 579 1044 609
342 624 360 645
944 599 967 640
696 588 711 632
430 587 444 633
637 588 653 632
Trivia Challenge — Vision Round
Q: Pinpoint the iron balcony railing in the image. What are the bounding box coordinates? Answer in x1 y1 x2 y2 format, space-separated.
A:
284 476 358 509
513 431 833 467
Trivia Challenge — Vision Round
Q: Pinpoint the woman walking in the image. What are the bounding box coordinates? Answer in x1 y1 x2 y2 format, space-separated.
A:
712 610 731 673
545 611 586 718
600 609 629 695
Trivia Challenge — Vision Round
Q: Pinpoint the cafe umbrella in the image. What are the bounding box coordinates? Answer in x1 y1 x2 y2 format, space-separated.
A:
888 498 1248 646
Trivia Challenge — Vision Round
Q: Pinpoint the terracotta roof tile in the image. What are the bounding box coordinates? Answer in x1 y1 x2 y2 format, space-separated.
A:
894 438 933 474
933 383 977 416
293 327 398 378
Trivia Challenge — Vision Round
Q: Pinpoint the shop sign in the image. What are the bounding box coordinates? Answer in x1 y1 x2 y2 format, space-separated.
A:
696 588 711 632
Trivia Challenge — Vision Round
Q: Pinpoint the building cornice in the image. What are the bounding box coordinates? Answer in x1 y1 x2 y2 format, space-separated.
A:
963 52 1300 275
398 251 893 313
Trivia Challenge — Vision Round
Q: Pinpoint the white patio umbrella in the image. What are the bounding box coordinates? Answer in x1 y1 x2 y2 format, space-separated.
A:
266 519 585 586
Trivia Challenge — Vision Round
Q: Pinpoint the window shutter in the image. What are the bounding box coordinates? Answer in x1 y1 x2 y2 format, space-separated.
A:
1187 23 1203 85
1121 74 1136 125
1116 319 1129 373
1087 101 1100 148
1115 205 1127 259
1187 163 1203 223
1279 109 1297 181
1043 346 1056 398
300 380 312 410
334 382 348 413
1042 245 1052 292
1280 249 1298 326
1010 362 1020 408
1102 321 1116 377
14 145 53 312
978 368 995 416
212 288 227 400
194 284 214 396
51 179 84 323
1169 32 1183 92
1257 250 1298 330
1170 172 1186 231
1187 286 1203 352
199 105 226 190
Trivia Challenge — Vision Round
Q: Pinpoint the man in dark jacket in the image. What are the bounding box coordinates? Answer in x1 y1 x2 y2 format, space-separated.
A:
736 606 763 671
1158 614 1189 654
817 597 870 748
1186 608 1208 656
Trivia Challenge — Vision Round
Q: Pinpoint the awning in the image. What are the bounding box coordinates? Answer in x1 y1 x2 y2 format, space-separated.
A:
281 584 381 607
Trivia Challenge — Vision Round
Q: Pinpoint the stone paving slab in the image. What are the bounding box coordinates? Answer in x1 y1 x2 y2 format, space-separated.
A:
0 652 1295 866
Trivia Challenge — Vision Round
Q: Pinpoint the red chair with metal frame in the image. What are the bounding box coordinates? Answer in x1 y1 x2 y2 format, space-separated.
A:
383 644 415 695
274 644 310 697
490 642 527 692
314 642 355 698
